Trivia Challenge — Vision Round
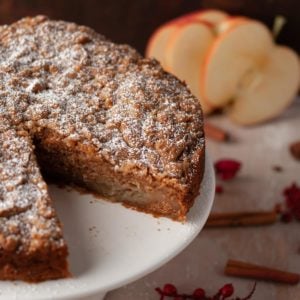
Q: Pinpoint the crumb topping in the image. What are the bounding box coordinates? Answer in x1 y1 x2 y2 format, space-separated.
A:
0 16 204 253
0 123 65 253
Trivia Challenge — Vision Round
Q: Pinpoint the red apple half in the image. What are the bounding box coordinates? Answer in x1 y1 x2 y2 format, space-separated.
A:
202 19 300 124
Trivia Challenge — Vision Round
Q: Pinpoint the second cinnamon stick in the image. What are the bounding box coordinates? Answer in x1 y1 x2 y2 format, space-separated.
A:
204 122 229 142
206 211 278 227
225 259 300 285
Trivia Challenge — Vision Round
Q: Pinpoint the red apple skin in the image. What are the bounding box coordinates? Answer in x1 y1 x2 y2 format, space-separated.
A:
146 9 230 115
146 9 228 59
174 9 228 26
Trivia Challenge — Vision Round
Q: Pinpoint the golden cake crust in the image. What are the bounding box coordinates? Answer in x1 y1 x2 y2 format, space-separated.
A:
0 119 70 282
0 15 204 184
0 15 205 281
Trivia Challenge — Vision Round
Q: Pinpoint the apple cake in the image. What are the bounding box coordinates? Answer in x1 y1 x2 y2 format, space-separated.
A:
0 16 205 282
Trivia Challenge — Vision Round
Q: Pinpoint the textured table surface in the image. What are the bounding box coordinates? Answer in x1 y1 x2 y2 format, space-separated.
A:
106 99 300 300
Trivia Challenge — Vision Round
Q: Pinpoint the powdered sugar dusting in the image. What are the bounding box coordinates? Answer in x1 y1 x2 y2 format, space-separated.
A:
0 125 65 254
0 16 204 255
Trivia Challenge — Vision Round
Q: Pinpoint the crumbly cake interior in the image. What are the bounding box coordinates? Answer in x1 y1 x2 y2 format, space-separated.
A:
0 119 69 282
0 16 205 281
35 128 202 220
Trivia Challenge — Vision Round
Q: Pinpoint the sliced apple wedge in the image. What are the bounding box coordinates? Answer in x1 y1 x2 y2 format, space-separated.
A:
165 21 215 114
146 9 229 68
145 22 178 70
229 46 300 125
202 20 274 107
217 16 249 33
174 9 229 35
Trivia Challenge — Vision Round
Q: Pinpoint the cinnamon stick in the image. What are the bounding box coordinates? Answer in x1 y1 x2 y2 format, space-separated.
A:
225 259 300 285
205 211 278 227
204 122 229 142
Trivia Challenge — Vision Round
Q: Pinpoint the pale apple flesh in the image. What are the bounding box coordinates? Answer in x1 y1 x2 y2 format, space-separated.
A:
147 10 300 125
165 21 215 114
202 20 274 107
229 46 300 125
175 9 229 28
217 16 249 33
145 23 177 70
194 9 229 25
145 9 228 70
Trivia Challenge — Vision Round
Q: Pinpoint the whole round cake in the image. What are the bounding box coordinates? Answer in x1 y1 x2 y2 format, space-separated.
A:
0 16 205 282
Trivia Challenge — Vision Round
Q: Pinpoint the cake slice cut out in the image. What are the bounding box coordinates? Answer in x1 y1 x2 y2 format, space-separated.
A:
0 120 69 282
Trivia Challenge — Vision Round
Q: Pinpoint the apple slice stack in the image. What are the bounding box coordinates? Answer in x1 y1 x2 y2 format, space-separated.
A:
146 10 300 125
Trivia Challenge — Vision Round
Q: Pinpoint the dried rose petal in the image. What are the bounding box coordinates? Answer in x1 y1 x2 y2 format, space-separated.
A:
215 159 241 181
284 183 300 199
283 183 300 220
163 284 178 296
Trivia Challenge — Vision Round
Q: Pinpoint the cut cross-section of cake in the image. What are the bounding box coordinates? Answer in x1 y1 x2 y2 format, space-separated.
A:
0 119 69 282
0 15 205 282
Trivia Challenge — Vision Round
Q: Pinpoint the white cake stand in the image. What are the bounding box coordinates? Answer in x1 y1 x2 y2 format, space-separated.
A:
0 154 215 300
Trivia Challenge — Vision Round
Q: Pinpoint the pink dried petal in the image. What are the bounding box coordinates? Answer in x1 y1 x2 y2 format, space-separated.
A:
214 159 241 181
283 183 300 198
283 183 300 220
163 284 178 296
